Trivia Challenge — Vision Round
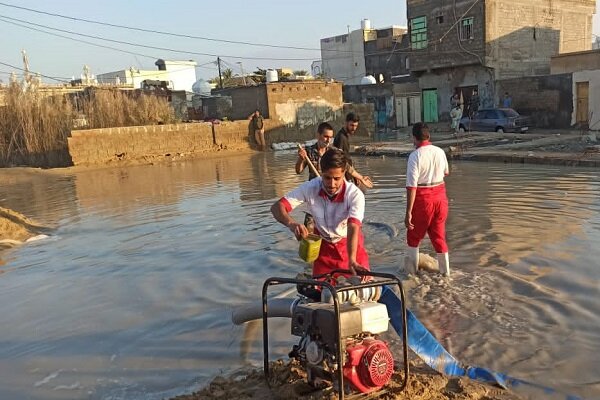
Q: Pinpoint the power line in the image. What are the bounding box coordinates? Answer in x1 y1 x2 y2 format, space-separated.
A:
0 16 218 75
0 14 318 61
0 17 169 64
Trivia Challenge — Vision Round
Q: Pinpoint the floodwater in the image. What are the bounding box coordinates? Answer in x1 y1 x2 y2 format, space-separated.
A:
0 152 599 400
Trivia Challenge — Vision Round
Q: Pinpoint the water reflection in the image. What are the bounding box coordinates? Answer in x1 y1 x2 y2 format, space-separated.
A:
0 155 598 399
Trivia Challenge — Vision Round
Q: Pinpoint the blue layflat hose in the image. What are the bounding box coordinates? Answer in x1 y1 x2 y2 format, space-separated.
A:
379 286 584 400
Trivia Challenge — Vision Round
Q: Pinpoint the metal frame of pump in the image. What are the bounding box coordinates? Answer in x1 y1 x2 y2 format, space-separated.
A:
261 270 409 400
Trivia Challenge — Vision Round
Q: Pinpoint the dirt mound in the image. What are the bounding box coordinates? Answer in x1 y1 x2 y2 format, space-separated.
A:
172 359 523 400
0 206 44 247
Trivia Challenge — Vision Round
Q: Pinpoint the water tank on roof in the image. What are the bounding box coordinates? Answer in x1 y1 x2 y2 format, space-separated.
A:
192 79 212 95
360 75 377 85
361 19 371 30
266 69 278 83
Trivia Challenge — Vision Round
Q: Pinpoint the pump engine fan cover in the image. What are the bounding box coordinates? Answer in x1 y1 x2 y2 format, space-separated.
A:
343 339 394 393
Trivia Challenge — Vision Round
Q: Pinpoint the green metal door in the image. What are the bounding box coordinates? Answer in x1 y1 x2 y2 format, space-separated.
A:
422 89 438 123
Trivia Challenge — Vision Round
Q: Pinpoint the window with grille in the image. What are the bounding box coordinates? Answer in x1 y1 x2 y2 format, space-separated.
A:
460 17 474 40
410 16 428 50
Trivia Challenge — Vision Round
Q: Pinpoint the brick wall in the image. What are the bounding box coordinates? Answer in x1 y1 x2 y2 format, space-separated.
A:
68 123 215 165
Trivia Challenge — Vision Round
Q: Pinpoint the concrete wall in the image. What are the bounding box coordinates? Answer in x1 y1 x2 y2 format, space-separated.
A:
496 74 573 128
321 29 369 84
572 70 600 129
157 60 197 92
419 66 495 120
67 123 215 166
551 50 600 74
407 0 486 73
212 85 269 120
486 0 596 79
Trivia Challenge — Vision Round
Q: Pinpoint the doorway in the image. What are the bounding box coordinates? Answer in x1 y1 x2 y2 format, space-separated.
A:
576 81 589 127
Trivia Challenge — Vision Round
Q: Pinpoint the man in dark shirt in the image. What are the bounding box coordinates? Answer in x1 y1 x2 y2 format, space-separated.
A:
248 110 265 150
333 113 372 190
333 112 359 154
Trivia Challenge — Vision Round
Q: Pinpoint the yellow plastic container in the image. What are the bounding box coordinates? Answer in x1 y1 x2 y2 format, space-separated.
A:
298 234 322 263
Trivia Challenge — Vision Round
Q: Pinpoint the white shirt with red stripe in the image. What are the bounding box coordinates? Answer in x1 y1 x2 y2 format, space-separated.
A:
281 178 364 243
406 141 449 189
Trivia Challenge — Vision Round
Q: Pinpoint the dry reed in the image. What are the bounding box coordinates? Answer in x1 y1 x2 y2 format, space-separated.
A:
79 89 175 129
0 86 176 167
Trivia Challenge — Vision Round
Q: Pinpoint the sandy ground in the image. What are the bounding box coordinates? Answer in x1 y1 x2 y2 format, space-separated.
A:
172 359 523 400
357 129 600 167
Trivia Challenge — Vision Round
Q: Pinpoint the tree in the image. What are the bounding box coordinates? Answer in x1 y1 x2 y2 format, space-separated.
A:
253 68 266 83
222 68 233 80
293 70 308 76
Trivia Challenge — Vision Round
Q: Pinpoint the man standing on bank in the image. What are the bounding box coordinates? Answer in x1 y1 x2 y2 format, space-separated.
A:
249 110 266 150
404 122 451 276
333 112 372 189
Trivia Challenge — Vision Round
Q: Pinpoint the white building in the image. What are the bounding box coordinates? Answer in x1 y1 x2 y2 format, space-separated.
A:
96 59 197 91
320 19 376 85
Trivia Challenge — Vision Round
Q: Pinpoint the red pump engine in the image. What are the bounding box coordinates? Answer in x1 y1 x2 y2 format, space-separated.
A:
343 338 394 393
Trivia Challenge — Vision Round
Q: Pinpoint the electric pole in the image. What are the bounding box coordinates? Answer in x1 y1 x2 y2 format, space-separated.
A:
217 57 223 89
237 61 246 86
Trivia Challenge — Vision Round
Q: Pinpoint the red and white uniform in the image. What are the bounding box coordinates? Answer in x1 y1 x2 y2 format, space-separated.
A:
280 178 369 277
406 141 449 253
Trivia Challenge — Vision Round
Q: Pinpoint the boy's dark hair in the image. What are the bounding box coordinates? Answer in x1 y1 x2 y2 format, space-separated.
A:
412 122 431 141
345 112 360 122
317 122 334 135
320 147 348 172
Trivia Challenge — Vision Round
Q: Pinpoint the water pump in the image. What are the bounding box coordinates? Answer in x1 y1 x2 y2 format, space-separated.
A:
261 271 408 399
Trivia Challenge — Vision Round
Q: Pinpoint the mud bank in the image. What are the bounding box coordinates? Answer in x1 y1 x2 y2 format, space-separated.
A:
0 206 45 247
172 359 522 400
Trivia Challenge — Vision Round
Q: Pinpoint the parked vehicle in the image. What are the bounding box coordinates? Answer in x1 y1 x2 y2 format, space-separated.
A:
459 108 530 133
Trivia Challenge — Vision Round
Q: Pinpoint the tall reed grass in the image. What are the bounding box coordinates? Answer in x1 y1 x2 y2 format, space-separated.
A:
0 85 176 167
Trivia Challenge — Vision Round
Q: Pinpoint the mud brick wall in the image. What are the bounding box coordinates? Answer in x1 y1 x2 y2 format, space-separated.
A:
213 121 252 150
68 123 215 165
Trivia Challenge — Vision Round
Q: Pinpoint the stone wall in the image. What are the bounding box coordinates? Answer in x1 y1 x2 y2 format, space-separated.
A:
496 74 573 128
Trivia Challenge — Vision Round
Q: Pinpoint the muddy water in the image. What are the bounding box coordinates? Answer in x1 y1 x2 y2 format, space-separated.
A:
0 153 599 400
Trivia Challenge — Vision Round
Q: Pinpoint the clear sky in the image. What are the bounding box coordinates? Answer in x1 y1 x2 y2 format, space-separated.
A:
0 0 598 84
